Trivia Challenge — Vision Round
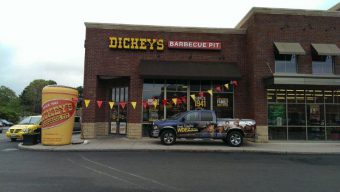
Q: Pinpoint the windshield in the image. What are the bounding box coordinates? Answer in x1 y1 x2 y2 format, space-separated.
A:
19 116 41 125
167 112 185 120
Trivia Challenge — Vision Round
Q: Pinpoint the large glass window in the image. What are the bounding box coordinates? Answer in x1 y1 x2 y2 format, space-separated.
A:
190 80 211 111
166 80 188 118
312 55 333 74
275 54 297 73
268 88 340 141
142 79 234 122
142 80 165 121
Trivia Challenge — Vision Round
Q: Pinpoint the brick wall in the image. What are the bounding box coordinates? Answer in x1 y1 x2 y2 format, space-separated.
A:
242 13 340 126
83 28 249 124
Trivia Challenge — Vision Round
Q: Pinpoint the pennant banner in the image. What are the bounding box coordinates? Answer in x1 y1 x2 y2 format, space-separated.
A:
152 100 158 108
109 101 115 109
131 101 137 109
190 94 196 101
207 89 213 96
172 98 177 105
84 99 90 108
97 100 103 108
120 101 126 109
143 101 148 109
199 92 204 97
232 80 238 87
224 83 229 90
181 96 187 103
162 99 167 106
215 86 221 92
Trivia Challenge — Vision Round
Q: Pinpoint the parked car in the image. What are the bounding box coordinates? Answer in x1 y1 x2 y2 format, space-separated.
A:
73 116 81 132
6 116 41 141
0 121 3 133
151 110 256 147
0 119 13 126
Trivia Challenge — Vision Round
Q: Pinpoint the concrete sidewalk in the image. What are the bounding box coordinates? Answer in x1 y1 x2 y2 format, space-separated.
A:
18 134 340 154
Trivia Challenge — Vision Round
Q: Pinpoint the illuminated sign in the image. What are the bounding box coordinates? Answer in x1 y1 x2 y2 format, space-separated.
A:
109 37 164 51
168 40 221 50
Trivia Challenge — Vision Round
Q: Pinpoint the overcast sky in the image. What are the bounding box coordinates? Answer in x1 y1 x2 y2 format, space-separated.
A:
0 0 338 95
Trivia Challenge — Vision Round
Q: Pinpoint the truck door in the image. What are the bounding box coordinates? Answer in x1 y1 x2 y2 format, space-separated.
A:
199 111 215 138
177 111 200 138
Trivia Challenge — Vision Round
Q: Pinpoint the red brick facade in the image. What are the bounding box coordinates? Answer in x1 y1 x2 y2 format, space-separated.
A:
83 7 340 139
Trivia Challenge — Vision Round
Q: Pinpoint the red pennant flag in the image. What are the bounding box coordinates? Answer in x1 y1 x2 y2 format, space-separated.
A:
215 86 221 92
181 96 187 103
177 98 182 105
199 92 204 97
162 99 167 106
120 101 126 109
97 100 103 108
232 80 238 88
143 101 148 109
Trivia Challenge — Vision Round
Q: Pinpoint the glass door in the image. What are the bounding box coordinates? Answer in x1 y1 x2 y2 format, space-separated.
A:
111 87 128 135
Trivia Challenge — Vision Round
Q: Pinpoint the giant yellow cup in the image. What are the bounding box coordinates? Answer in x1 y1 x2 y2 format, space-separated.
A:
41 85 78 145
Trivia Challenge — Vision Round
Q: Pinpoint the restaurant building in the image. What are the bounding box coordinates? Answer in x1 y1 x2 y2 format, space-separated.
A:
82 4 340 142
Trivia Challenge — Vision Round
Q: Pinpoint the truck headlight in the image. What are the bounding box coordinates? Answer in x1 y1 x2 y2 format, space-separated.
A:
153 125 158 130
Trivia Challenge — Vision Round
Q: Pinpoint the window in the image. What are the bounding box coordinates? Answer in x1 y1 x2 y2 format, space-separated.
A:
201 111 213 121
312 55 333 74
275 53 297 73
185 112 199 121
268 88 340 141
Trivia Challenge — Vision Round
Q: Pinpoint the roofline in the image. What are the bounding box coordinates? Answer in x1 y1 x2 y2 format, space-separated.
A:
329 3 340 11
236 7 340 28
85 22 246 34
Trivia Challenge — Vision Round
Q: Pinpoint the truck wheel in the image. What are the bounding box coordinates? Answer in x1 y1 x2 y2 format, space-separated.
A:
160 130 176 145
10 138 17 142
227 131 243 147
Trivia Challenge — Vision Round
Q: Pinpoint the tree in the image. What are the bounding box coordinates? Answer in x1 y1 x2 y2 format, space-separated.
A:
0 86 21 122
20 79 57 115
75 86 83 109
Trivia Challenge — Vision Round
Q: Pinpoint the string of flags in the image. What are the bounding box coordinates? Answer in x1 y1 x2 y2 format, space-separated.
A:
75 81 238 110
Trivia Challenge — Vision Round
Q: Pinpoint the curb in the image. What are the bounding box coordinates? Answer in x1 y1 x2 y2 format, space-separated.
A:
17 143 340 155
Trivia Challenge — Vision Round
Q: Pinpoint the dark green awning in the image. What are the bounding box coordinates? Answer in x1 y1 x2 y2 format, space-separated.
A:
274 42 306 55
312 43 340 56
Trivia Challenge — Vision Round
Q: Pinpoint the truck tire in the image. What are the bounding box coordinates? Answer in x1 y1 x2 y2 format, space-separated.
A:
226 131 243 147
160 130 176 145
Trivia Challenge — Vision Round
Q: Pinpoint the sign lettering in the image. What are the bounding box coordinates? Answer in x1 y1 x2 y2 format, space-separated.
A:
168 40 221 50
109 36 164 51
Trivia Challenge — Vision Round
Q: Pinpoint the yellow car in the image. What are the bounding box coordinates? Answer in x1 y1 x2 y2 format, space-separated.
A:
6 116 41 141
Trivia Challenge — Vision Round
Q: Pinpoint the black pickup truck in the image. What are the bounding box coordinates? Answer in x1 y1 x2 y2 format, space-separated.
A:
151 110 256 147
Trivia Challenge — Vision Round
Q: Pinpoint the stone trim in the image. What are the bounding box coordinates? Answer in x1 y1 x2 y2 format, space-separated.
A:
127 123 142 139
255 125 269 143
81 123 96 139
96 122 109 136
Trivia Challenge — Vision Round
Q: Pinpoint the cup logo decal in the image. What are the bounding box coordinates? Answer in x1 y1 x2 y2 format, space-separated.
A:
41 99 75 129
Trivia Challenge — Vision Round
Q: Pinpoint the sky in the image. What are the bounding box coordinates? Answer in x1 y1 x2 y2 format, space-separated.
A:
0 0 338 96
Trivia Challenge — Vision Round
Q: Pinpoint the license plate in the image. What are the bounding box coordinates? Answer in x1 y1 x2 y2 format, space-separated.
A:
11 134 17 138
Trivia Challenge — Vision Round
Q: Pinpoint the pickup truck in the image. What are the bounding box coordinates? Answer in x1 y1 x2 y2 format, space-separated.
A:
151 110 256 147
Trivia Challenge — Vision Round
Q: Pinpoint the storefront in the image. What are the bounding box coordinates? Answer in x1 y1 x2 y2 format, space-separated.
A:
82 5 340 141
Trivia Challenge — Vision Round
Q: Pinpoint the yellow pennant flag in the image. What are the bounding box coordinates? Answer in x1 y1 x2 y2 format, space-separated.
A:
84 99 90 108
131 101 137 109
207 89 213 96
190 94 196 101
224 83 229 90
152 100 158 108
172 98 177 105
109 101 115 109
